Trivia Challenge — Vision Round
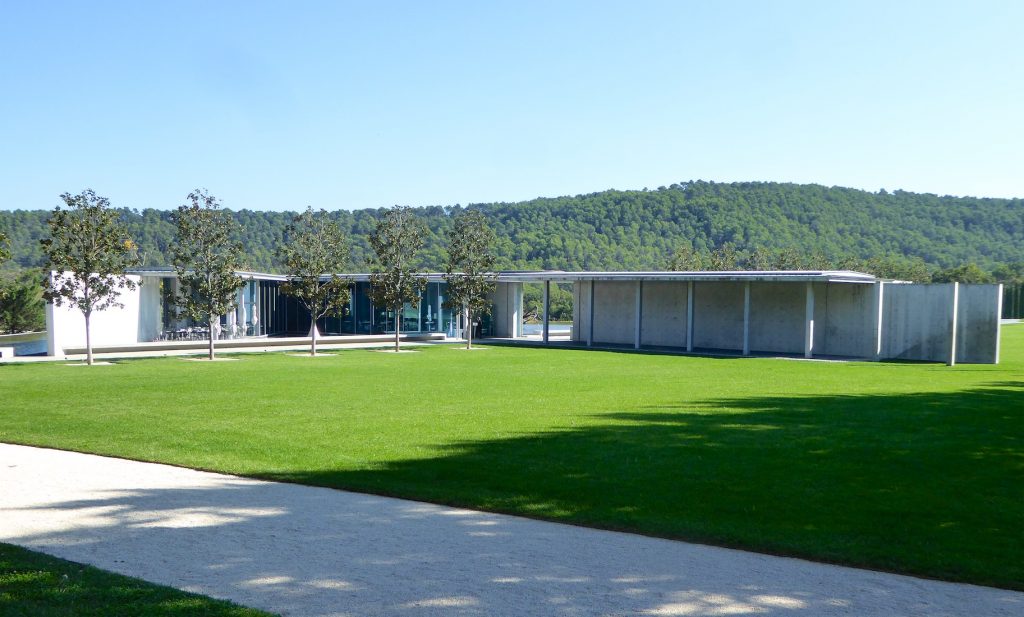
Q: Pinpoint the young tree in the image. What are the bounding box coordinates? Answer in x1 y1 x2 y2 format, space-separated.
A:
992 262 1024 284
863 255 932 282
709 242 739 270
933 263 994 284
667 244 707 271
744 245 773 271
278 207 352 356
368 206 426 352
40 190 141 365
770 247 806 270
443 210 497 349
171 189 245 361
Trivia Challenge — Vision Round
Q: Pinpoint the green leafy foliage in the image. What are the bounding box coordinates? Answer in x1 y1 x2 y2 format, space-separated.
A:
368 207 427 351
443 210 497 348
933 263 995 284
0 269 45 334
668 243 936 282
3 181 1023 278
667 244 708 271
278 207 352 355
39 190 141 364
522 283 573 322
0 231 44 334
0 230 10 266
171 190 245 360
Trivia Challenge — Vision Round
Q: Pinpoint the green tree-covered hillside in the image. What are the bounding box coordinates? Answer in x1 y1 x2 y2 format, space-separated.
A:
2 181 1022 273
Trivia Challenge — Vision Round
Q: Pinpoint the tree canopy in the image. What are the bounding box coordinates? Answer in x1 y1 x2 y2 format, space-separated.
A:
278 207 352 355
40 190 141 364
443 210 497 349
368 206 427 351
3 181 1022 281
171 189 245 360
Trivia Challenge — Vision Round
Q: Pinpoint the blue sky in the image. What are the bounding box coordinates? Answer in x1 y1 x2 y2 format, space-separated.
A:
1 1 1022 211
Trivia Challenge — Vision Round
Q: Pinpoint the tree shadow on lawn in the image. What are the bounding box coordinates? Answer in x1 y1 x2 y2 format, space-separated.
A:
260 381 1024 591
0 542 266 617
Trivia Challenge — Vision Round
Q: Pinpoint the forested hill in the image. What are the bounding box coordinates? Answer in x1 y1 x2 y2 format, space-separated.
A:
2 180 1022 273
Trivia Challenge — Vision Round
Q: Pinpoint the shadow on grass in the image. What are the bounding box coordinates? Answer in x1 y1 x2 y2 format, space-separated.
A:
258 381 1024 591
0 543 266 617
3 384 1022 615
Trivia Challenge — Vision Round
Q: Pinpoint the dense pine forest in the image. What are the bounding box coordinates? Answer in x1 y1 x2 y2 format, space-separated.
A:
2 180 1022 277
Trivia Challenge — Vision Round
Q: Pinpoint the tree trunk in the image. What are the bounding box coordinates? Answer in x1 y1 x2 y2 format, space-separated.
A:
208 313 216 360
85 311 93 366
394 304 401 352
466 306 472 350
311 319 318 356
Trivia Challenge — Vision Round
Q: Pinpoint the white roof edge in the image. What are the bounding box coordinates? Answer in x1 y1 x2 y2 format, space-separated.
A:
130 269 878 284
492 270 878 283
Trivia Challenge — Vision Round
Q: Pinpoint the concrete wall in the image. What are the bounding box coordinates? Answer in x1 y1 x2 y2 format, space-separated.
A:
592 281 637 345
543 277 1000 364
748 282 805 354
488 282 522 338
820 282 877 359
956 284 1002 364
640 281 688 347
137 276 163 343
691 282 744 351
572 281 593 343
46 273 144 356
881 283 956 363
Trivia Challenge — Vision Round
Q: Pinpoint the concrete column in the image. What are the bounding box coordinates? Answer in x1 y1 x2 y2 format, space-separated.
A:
804 282 815 359
634 280 643 349
587 280 594 347
542 280 550 344
742 282 751 356
45 299 61 357
995 284 1004 364
351 285 357 335
686 281 694 352
948 282 959 366
873 281 884 360
514 283 523 338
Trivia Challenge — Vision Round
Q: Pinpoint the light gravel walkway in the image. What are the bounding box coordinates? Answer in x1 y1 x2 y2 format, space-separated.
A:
1 444 1020 617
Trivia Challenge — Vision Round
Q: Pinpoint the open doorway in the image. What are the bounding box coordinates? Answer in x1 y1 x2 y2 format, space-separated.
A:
519 281 574 341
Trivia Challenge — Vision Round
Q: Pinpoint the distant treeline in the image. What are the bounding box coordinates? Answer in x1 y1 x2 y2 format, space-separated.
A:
2 181 1023 282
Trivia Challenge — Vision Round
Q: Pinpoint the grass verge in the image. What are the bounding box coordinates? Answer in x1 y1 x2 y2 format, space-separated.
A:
1 330 1022 590
0 543 272 616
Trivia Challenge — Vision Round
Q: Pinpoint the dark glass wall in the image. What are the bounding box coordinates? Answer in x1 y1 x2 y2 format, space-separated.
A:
260 280 458 337
1005 283 1023 319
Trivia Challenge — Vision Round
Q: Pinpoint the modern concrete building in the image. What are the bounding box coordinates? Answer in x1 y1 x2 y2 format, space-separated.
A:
44 269 1003 364
45 269 466 356
490 271 1002 365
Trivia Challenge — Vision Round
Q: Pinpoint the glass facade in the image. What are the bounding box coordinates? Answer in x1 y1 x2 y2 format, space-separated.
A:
150 276 479 341
359 281 454 336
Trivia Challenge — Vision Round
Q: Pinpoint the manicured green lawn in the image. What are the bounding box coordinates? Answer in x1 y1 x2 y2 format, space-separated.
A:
1 329 1022 590
0 543 272 616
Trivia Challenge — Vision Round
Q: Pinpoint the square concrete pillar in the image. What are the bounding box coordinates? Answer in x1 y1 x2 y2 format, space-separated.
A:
804 282 814 359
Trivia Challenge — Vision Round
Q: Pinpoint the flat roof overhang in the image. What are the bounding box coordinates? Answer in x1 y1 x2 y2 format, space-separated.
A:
492 270 878 284
129 269 291 282
130 269 878 285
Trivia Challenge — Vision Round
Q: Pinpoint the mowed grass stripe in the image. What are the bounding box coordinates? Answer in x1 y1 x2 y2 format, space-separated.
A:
1 330 1022 590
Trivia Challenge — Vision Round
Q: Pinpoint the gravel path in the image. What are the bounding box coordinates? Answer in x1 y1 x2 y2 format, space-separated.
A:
1 443 1020 616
